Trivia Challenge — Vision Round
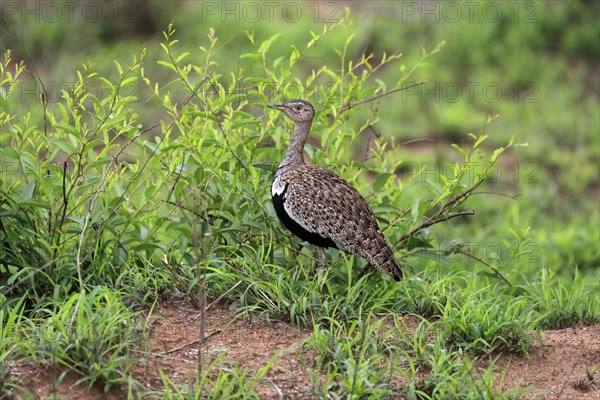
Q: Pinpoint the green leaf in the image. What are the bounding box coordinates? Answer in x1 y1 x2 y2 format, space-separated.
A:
102 115 126 130
289 45 300 67
474 134 488 148
273 56 285 69
113 60 123 75
187 111 219 122
258 33 282 55
231 120 260 129
247 90 267 102
21 180 35 201
120 76 138 88
373 173 393 192
54 122 79 136
53 139 76 154
232 111 255 119
240 53 261 62
135 243 165 252
157 60 178 73
175 52 190 64
411 198 421 221
244 77 271 85
451 143 466 158
18 199 51 209
0 147 20 160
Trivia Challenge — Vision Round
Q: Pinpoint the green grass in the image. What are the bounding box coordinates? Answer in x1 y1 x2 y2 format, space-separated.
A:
1 1 599 398
148 359 266 400
15 287 141 392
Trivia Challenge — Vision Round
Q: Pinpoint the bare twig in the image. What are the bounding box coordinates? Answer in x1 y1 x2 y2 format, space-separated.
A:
432 184 479 221
266 379 284 400
456 250 512 287
53 160 71 259
162 200 212 223
191 280 243 322
158 328 222 355
130 349 198 365
401 138 436 146
337 82 425 116
470 191 522 200
399 211 475 244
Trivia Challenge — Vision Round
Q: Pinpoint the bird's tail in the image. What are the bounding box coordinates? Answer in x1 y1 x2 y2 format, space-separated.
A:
369 247 403 281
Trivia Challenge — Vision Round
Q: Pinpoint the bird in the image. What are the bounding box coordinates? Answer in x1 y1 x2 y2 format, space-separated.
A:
267 99 402 281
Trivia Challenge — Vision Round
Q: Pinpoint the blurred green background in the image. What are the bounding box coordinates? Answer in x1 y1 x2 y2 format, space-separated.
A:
2 0 599 272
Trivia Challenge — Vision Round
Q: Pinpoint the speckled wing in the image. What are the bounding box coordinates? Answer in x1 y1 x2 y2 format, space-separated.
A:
278 164 402 280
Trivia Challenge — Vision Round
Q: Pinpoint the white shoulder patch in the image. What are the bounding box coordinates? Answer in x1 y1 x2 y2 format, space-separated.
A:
272 177 286 196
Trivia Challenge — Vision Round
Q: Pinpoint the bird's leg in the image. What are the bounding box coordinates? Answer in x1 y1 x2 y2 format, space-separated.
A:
316 247 327 287
292 261 299 280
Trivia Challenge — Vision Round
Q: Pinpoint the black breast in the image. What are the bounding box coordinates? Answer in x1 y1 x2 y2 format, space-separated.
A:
272 184 337 249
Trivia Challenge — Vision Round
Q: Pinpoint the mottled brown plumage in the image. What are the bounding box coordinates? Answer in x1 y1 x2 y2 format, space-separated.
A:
268 99 402 281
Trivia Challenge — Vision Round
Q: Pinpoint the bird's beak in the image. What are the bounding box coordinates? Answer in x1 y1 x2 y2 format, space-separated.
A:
267 103 284 111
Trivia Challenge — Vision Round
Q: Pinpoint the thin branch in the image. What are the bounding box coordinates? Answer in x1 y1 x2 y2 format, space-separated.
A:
191 280 243 322
399 211 475 243
130 349 198 365
165 151 189 203
53 160 70 259
266 379 284 400
76 157 116 288
337 82 426 116
401 138 436 146
432 184 479 220
457 250 512 288
159 328 222 355
470 191 522 200
162 200 212 223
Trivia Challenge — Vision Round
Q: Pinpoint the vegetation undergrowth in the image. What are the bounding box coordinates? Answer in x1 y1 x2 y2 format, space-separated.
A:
1 5 598 398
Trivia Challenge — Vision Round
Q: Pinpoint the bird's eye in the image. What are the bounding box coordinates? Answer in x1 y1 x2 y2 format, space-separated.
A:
294 105 302 111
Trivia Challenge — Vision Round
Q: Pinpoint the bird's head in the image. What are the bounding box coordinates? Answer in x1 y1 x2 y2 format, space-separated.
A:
267 99 315 123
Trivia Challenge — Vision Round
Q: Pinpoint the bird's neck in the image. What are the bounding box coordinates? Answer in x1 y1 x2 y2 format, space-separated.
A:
278 121 312 171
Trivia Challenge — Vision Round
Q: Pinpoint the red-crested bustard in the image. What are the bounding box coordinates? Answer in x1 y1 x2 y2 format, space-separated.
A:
267 99 402 281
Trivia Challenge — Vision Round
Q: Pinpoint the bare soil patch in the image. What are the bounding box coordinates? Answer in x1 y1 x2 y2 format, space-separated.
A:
131 299 315 398
494 324 600 399
11 299 315 399
9 301 600 399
